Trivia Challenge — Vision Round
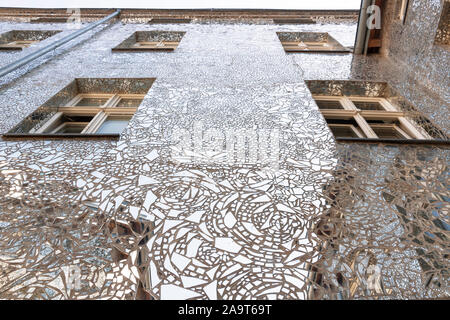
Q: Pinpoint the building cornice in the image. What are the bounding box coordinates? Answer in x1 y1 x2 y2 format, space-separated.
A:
0 7 359 22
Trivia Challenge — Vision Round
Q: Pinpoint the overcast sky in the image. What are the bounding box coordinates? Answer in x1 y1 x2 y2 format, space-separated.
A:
0 0 361 10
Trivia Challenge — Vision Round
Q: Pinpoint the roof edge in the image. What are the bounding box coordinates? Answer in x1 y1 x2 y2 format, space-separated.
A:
0 7 360 21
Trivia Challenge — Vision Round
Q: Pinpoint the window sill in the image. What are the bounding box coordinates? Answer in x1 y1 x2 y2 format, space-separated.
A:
112 47 175 52
285 49 352 53
2 133 121 140
0 46 23 51
147 18 192 24
335 138 450 146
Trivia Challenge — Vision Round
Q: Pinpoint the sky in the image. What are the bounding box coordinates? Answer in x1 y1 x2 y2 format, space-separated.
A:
0 0 362 10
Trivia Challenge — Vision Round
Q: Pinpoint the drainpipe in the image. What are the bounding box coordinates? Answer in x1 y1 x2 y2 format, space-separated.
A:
0 9 121 78
354 0 373 54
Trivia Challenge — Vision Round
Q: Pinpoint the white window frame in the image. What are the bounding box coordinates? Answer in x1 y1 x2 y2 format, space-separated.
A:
31 93 145 135
313 95 431 140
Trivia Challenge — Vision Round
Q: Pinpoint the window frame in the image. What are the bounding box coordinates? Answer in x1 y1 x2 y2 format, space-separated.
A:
313 95 431 140
29 93 144 135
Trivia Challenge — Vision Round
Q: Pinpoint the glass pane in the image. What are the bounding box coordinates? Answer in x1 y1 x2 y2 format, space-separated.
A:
76 97 109 106
352 100 385 111
96 117 131 134
116 98 143 108
55 124 87 134
329 125 360 138
44 115 93 134
371 126 408 139
316 100 344 110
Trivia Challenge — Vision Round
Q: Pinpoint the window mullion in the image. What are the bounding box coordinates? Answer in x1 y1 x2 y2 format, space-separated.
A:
103 94 120 108
50 123 66 134
379 98 398 111
65 95 83 107
343 97 378 138
341 97 358 110
82 111 107 134
394 125 412 139
351 125 365 138
34 112 63 133
354 114 378 138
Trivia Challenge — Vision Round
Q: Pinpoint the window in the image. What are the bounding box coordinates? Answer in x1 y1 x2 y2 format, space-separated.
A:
29 93 143 135
276 32 350 53
4 78 155 139
313 95 432 140
112 31 185 52
0 30 61 50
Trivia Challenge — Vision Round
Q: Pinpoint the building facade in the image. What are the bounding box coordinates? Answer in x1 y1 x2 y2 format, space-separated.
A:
0 1 448 299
